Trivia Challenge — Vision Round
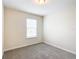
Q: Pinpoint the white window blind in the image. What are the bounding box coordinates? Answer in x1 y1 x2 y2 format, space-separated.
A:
26 18 37 38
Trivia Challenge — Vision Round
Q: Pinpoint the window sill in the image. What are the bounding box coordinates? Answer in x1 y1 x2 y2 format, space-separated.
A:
25 37 38 39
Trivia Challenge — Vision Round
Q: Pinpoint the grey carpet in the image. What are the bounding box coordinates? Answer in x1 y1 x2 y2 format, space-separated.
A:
3 43 76 59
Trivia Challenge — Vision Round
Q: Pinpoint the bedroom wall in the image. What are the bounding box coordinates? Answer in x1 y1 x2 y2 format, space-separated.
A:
4 7 43 51
44 7 76 54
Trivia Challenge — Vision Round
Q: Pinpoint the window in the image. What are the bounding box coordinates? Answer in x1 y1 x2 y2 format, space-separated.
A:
26 18 37 38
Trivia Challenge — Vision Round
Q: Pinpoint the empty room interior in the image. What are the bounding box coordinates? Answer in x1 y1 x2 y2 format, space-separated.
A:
3 0 76 59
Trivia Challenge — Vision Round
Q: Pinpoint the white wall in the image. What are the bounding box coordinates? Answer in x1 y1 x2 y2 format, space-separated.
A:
3 6 5 55
4 8 43 51
44 8 76 54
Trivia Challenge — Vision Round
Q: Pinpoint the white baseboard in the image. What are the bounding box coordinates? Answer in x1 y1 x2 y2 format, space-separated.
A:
44 41 76 55
4 41 76 55
4 42 42 52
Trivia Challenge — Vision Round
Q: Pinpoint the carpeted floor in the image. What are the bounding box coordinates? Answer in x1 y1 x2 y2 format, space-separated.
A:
3 43 76 59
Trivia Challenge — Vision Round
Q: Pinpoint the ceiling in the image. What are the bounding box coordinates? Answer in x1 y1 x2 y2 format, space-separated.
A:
3 0 75 16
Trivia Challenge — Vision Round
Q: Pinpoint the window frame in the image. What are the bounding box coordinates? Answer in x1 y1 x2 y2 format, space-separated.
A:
26 18 38 39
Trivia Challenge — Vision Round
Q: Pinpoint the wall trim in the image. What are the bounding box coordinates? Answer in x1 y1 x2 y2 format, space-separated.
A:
4 41 42 52
44 41 76 55
4 41 76 55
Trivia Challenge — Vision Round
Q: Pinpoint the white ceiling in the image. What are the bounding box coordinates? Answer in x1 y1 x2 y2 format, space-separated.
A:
3 0 75 16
